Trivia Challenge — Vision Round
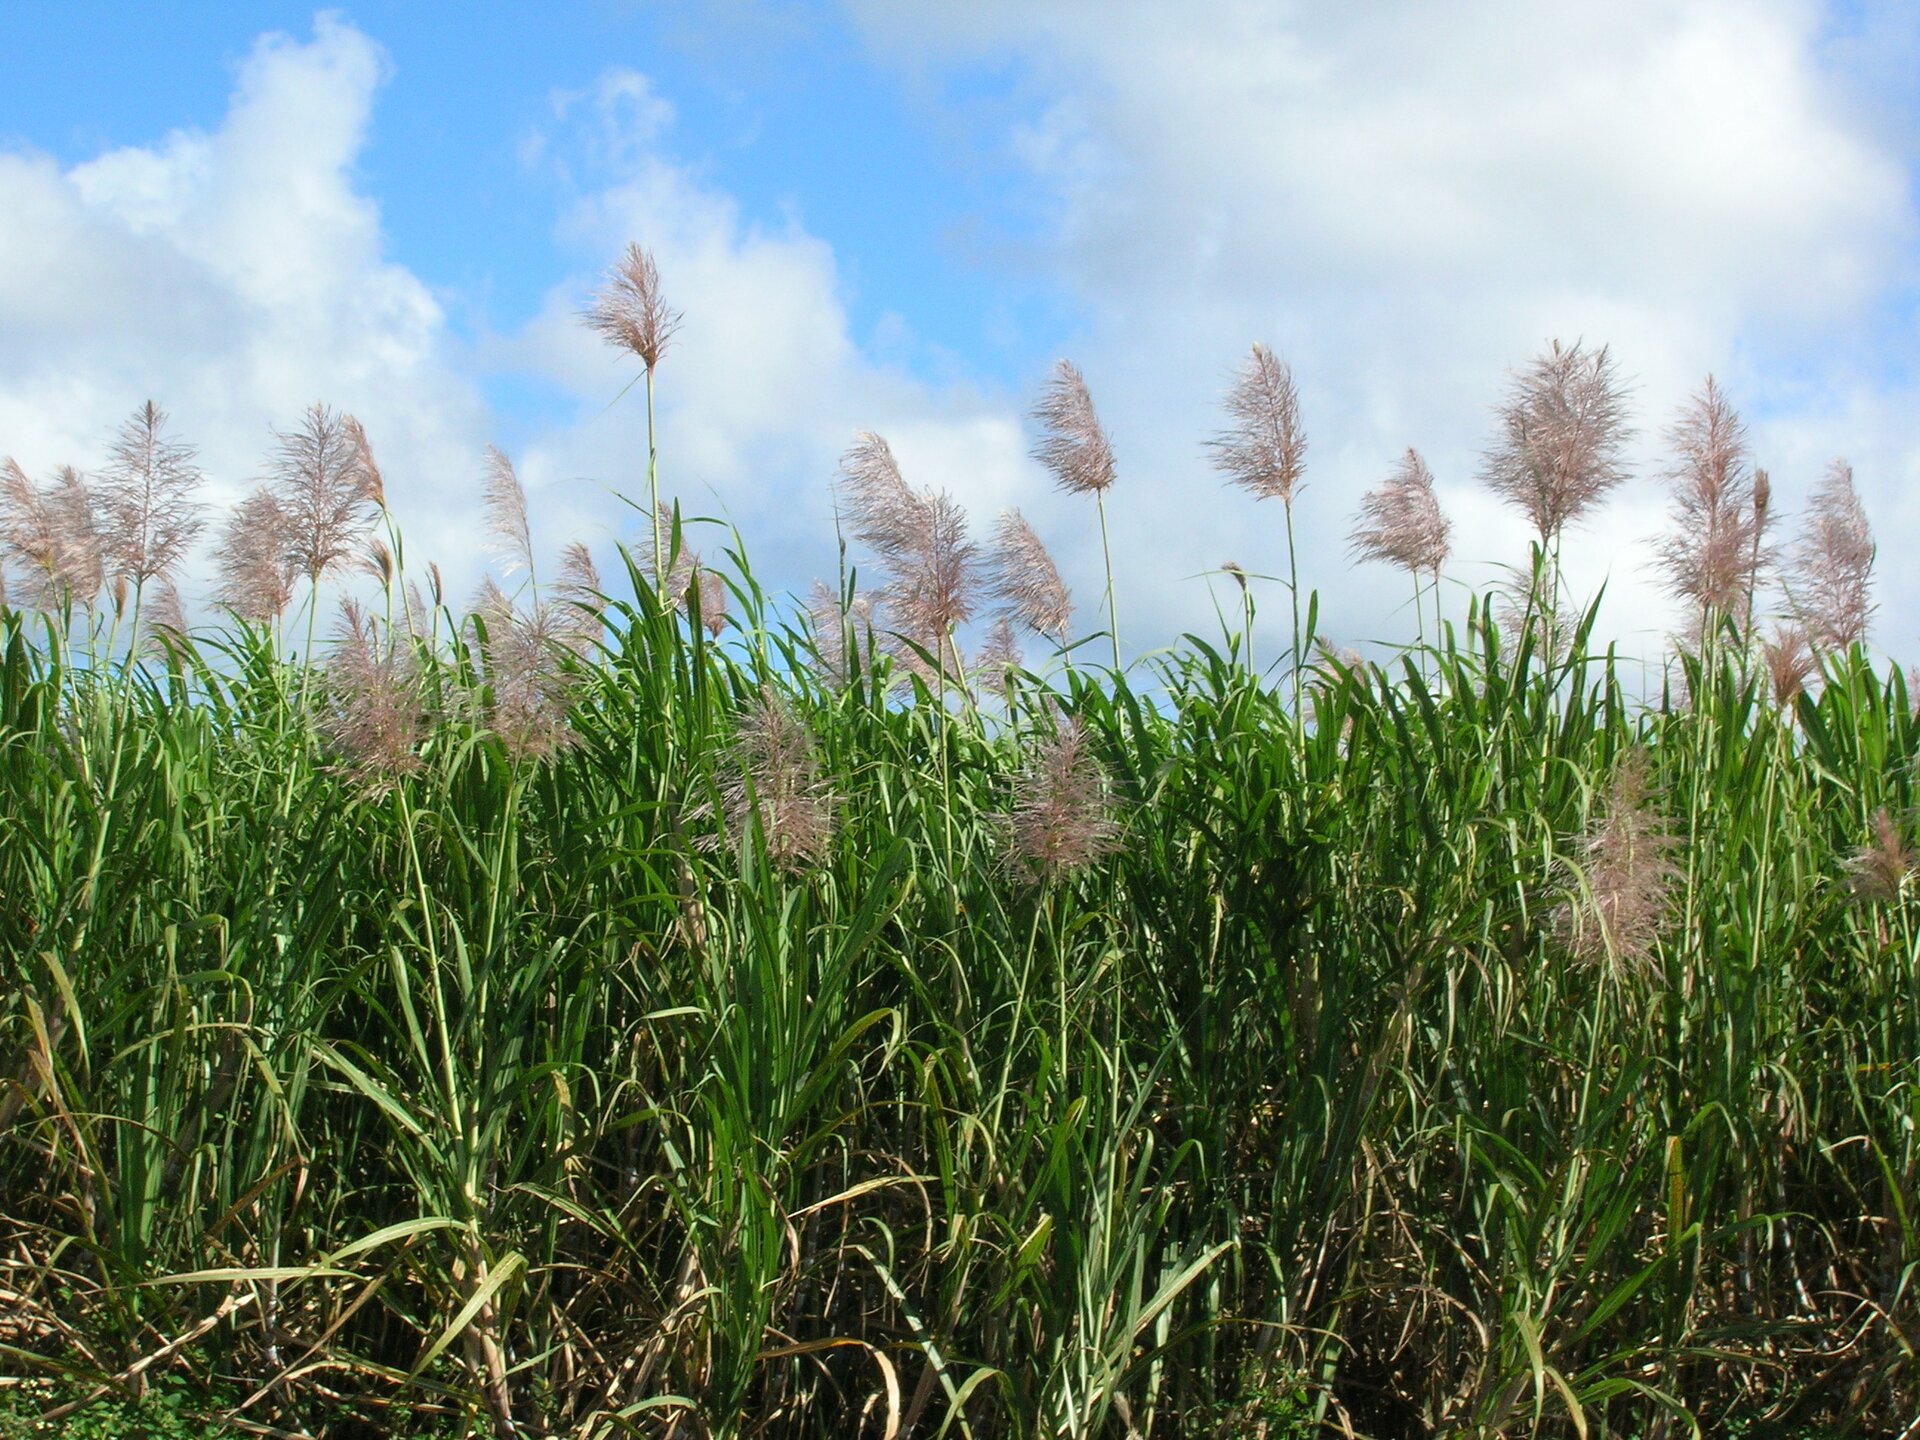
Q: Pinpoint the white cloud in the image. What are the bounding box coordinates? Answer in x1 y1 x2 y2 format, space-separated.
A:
0 14 1048 642
6 5 1913 670
495 71 1043 604
0 14 488 606
847 0 1920 661
519 67 677 180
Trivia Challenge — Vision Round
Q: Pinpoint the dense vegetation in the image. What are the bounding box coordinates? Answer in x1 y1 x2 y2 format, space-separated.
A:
1 260 1914 1437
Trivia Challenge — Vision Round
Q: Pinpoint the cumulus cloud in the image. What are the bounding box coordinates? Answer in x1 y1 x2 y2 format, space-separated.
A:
0 15 1033 640
6 4 1913 669
495 66 1041 605
847 0 1920 660
0 13 490 608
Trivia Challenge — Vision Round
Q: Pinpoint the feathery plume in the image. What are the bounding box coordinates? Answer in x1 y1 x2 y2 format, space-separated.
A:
470 574 512 640
1032 360 1115 496
880 489 979 651
695 565 728 638
1847 809 1913 906
1220 560 1248 591
1761 625 1814 707
974 613 1024 703
558 540 600 599
216 488 296 623
1749 468 1772 633
1658 378 1766 641
1481 340 1632 544
1350 448 1451 576
495 613 581 761
838 431 925 564
48 466 104 606
1211 342 1310 689
272 404 378 587
343 415 385 510
483 446 535 580
324 597 425 784
807 580 848 684
139 580 188 660
836 432 978 662
96 401 205 590
0 457 52 591
403 580 431 642
556 541 604 650
1790 459 1874 652
1554 751 1678 984
720 687 835 873
0 457 55 608
1004 714 1122 883
362 536 395 588
585 242 681 372
1209 342 1305 505
806 580 873 688
989 508 1073 642
470 585 581 762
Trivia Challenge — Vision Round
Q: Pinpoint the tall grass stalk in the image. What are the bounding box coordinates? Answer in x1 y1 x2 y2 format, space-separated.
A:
2 339 1914 1439
4 565 1915 1436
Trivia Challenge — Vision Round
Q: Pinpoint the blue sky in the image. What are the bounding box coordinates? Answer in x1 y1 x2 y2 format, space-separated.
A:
2 3 1065 383
2 2 1917 662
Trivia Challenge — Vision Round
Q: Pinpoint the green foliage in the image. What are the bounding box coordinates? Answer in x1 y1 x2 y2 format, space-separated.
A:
0 1376 461 1440
0 544 1915 1438
0 1383 214 1440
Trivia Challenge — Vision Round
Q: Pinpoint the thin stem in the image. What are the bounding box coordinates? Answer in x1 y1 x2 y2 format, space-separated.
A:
1284 497 1302 711
990 900 1050 1137
646 366 664 607
1243 582 1255 679
1411 570 1426 687
275 580 322 827
1096 490 1119 673
1548 530 1564 667
938 637 955 911
297 579 321 716
1742 527 1762 653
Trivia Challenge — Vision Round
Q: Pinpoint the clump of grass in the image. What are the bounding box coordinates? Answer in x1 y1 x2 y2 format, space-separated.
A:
0 262 1914 1440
